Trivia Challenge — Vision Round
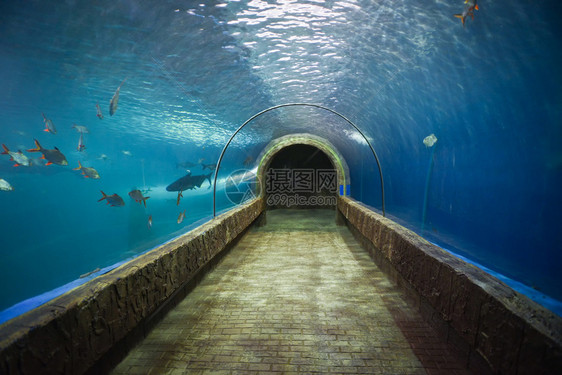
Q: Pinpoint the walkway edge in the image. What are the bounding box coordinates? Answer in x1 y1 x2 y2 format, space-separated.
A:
0 198 265 375
338 196 562 374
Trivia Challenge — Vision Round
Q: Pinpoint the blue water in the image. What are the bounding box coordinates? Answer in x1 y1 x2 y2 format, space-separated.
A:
1 0 561 321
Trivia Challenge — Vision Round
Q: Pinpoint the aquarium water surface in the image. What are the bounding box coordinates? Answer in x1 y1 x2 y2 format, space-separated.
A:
1 0 561 322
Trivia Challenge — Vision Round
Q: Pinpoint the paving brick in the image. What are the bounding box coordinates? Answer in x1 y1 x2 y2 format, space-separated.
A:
110 209 473 374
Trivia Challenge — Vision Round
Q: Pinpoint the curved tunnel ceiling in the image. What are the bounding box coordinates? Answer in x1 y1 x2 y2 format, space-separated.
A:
1 0 561 315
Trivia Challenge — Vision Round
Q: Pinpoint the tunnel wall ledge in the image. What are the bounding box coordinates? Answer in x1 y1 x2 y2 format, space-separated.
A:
0 197 265 375
338 196 562 375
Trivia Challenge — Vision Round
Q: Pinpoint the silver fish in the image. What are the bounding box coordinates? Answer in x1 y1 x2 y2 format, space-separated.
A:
98 191 125 207
77 133 86 152
128 189 150 207
1 144 32 167
96 102 104 119
0 178 14 191
109 78 126 116
72 124 89 133
42 113 57 134
177 209 186 224
79 268 100 279
74 161 100 179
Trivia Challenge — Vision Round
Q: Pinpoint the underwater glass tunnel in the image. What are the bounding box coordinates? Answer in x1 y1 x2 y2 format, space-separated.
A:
0 0 561 323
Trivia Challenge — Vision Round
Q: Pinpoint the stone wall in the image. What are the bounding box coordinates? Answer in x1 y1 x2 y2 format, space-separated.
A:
338 196 562 374
0 198 265 375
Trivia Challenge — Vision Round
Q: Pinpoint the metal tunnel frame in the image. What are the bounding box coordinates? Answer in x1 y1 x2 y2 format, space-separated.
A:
212 103 385 217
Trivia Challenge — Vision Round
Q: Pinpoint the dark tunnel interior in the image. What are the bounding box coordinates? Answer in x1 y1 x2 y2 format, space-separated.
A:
265 144 337 209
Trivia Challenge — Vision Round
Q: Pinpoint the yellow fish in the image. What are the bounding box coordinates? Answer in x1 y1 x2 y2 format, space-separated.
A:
177 210 186 224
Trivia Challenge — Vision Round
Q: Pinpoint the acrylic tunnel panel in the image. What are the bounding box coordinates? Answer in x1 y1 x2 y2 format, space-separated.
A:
1 0 562 322
0 1 274 319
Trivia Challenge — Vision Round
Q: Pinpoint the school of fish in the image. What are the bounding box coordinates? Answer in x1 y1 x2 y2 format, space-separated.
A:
0 79 222 233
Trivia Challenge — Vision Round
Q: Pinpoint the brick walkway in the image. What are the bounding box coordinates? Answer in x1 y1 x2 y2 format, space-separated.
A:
111 209 471 374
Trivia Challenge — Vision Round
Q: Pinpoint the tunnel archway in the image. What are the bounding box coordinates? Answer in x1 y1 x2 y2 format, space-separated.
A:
212 103 385 217
263 144 337 209
255 133 350 211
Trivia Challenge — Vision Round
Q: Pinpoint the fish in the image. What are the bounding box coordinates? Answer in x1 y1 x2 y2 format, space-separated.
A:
177 210 186 224
201 162 217 171
243 155 254 167
73 161 100 179
166 172 213 192
77 133 86 152
27 139 68 166
12 130 27 137
72 124 89 133
1 144 32 167
176 161 198 169
122 150 132 157
96 102 104 119
79 268 100 279
42 113 57 134
176 190 183 206
128 189 150 207
98 191 125 207
147 215 152 229
109 78 126 116
423 134 438 148
98 154 109 161
454 0 478 26
0 178 14 191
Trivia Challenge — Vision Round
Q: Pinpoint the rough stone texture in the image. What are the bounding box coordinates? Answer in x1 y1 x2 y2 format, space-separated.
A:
111 208 471 375
338 196 562 375
0 198 265 375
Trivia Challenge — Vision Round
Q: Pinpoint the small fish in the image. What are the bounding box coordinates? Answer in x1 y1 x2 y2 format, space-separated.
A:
423 134 438 148
128 189 150 207
96 102 104 119
109 78 126 116
98 154 109 161
147 215 152 229
73 161 100 179
77 133 86 152
98 191 125 207
27 139 68 166
177 209 186 224
176 190 183 206
72 124 89 133
243 155 254 167
122 150 132 157
1 144 32 167
454 0 478 27
0 178 14 191
177 161 198 169
42 113 57 134
201 162 216 171
79 268 100 279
